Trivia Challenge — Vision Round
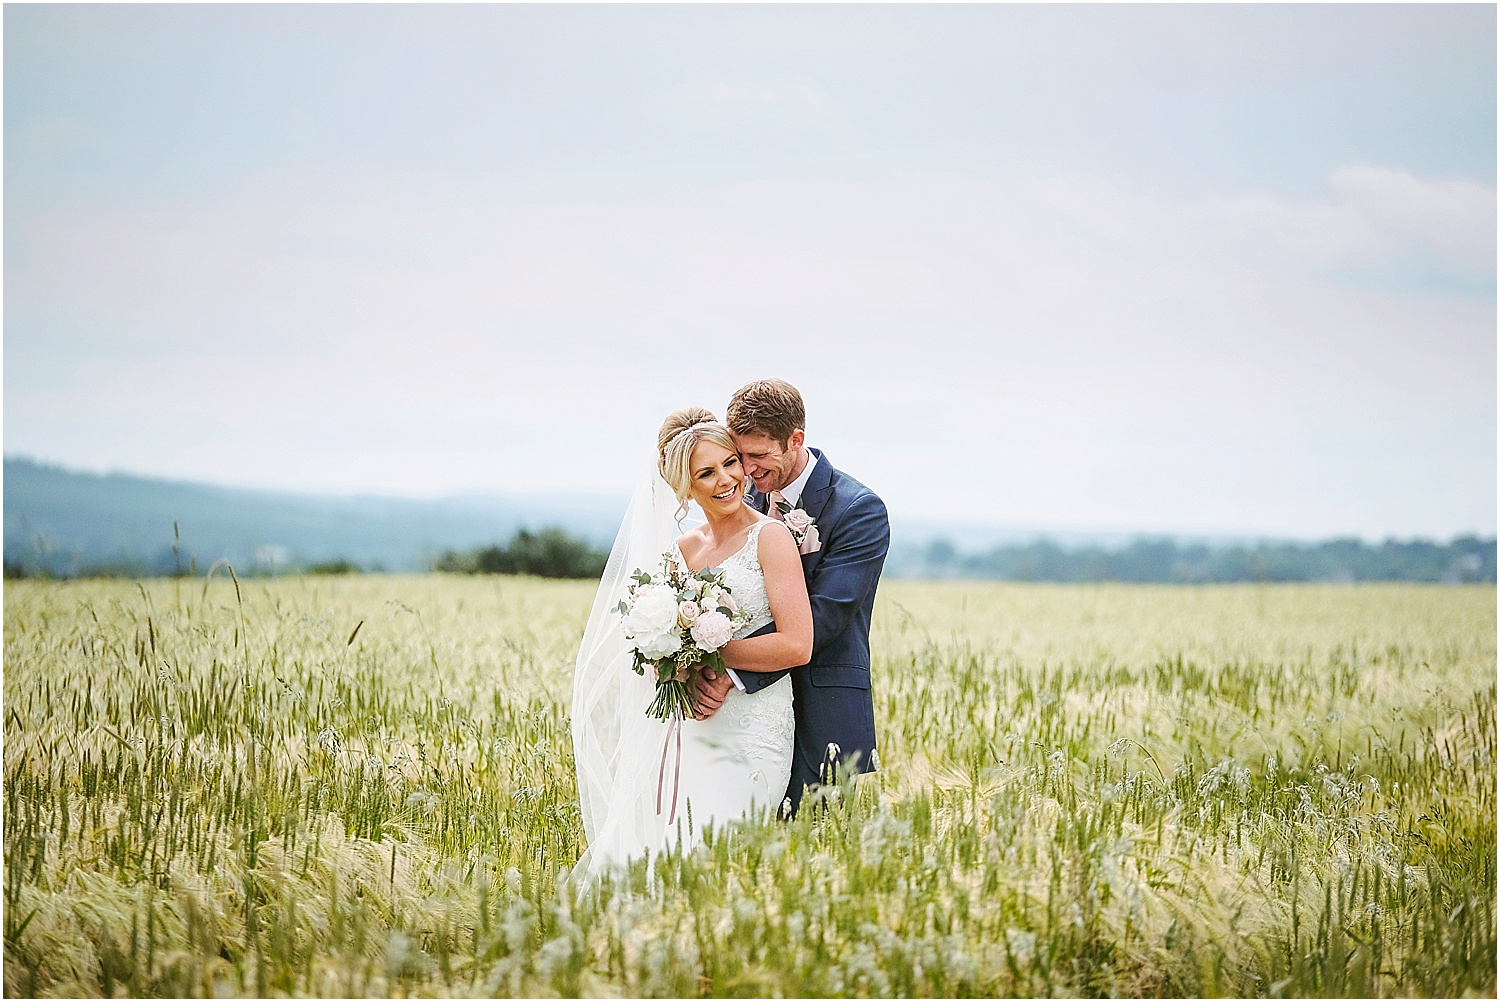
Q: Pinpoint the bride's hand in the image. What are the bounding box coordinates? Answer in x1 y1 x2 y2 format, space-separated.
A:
693 667 734 720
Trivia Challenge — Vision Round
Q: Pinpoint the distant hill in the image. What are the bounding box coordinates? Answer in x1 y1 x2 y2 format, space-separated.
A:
3 457 628 576
4 456 1493 582
0 456 1180 579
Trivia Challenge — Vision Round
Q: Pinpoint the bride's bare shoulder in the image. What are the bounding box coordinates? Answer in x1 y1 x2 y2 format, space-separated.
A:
675 525 709 561
754 517 795 549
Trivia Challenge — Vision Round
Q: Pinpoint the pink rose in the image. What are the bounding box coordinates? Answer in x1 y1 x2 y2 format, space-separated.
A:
677 600 701 628
690 610 734 650
715 588 738 615
781 509 822 554
783 509 813 533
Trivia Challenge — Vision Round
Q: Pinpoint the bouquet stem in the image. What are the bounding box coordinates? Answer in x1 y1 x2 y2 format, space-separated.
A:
646 679 695 721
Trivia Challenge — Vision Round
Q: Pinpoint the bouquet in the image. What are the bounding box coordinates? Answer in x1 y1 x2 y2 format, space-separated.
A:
617 550 750 823
618 551 750 721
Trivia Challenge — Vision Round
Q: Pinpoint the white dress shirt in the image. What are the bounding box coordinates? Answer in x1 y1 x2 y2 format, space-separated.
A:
773 449 819 511
725 449 819 692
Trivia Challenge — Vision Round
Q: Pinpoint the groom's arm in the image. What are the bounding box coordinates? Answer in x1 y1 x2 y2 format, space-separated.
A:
696 620 787 715
697 495 887 714
807 492 889 656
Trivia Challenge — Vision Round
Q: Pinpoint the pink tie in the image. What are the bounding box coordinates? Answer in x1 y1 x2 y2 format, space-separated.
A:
767 490 787 520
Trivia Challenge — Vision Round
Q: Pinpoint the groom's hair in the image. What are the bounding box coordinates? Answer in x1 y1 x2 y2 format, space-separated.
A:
727 379 805 446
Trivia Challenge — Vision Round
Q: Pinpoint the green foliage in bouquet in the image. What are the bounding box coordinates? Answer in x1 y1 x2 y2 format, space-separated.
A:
617 556 748 721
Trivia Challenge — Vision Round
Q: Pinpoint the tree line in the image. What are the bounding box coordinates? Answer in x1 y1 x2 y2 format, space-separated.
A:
7 527 1492 583
434 528 609 578
916 534 1496 583
4 528 609 580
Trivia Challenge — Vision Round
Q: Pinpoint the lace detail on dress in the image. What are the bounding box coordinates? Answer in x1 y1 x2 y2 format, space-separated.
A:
716 521 792 785
673 521 775 640
728 674 795 775
667 518 794 844
719 522 774 640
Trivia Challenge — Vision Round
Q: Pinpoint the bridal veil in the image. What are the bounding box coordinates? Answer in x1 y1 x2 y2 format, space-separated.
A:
571 467 687 882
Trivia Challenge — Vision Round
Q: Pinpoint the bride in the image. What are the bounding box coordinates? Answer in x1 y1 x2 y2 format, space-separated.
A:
571 407 812 881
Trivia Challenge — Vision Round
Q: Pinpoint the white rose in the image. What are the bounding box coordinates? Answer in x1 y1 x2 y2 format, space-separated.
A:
690 610 734 650
623 587 679 639
783 508 812 533
677 601 702 628
715 588 738 616
634 629 683 660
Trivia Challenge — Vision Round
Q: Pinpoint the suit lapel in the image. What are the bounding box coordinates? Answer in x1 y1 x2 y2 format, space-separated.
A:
797 450 836 573
747 451 834 571
800 449 835 523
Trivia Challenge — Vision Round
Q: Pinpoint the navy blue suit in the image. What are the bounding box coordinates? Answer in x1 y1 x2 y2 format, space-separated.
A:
740 449 889 813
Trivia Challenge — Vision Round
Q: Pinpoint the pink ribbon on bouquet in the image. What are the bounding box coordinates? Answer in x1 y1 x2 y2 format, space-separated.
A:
656 708 684 826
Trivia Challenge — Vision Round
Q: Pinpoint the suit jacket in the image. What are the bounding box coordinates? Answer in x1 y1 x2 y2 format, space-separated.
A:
740 448 889 783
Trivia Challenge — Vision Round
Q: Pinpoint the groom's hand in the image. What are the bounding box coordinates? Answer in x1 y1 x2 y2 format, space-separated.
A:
693 668 734 719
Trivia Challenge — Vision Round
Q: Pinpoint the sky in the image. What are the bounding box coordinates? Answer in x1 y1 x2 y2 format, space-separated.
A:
5 4 1496 541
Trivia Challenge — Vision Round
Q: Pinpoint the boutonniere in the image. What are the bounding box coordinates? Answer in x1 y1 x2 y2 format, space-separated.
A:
775 500 822 555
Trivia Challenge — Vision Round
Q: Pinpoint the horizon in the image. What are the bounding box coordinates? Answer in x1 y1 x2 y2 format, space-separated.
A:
5 452 1490 549
5 5 1495 541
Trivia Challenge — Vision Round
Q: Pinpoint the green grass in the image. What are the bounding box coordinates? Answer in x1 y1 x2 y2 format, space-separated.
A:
4 576 1494 996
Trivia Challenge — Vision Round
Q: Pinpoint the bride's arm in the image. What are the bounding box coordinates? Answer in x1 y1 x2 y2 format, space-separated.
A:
719 521 813 672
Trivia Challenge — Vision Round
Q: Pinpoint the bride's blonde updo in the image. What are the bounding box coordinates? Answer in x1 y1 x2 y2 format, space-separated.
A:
658 406 739 512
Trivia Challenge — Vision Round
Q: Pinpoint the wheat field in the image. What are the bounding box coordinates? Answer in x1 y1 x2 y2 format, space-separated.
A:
3 574 1494 997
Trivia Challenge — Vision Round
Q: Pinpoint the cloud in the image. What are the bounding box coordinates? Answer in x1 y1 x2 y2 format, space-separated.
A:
1185 166 1496 291
5 164 1493 535
1330 166 1496 275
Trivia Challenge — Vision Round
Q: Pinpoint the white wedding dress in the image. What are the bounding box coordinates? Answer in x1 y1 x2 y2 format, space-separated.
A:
667 522 794 846
571 473 794 885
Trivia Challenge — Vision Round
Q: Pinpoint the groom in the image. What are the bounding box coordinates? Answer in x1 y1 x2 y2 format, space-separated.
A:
694 378 891 814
